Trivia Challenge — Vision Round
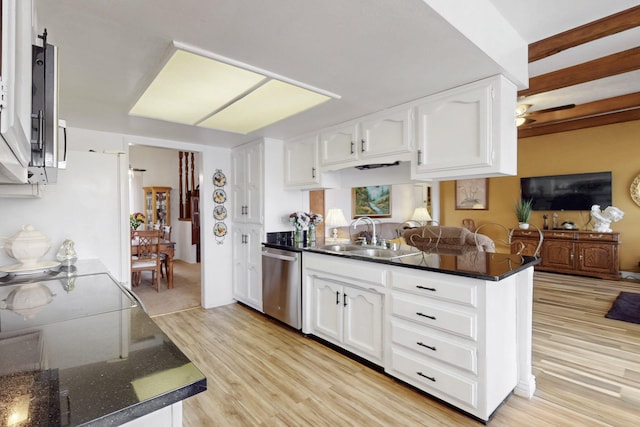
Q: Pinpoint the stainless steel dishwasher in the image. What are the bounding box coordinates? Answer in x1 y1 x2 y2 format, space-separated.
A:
261 246 301 330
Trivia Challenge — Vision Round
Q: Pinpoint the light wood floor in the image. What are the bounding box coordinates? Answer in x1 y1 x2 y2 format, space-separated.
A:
153 272 640 426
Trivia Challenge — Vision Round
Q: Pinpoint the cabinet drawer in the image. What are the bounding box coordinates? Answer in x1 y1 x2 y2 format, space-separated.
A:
391 294 477 340
390 348 478 408
545 231 575 240
391 321 477 374
578 232 618 242
391 271 477 307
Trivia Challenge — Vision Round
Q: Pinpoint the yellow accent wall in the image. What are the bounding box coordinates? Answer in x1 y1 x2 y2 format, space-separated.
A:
440 120 640 271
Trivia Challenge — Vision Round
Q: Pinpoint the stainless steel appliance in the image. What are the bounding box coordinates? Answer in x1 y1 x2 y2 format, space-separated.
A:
261 246 301 330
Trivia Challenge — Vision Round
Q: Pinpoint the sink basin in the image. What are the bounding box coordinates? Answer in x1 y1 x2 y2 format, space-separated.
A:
349 248 421 259
317 244 363 252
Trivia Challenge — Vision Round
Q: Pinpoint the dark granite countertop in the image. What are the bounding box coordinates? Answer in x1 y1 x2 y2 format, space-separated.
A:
264 239 540 281
0 260 206 426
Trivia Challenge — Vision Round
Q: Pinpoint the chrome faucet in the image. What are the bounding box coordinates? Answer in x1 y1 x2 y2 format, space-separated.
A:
353 216 377 246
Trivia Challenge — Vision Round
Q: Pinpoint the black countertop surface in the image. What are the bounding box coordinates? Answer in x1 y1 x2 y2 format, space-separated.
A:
264 239 540 281
0 260 206 426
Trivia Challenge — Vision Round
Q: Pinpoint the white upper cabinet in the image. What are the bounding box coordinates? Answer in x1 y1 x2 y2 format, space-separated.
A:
0 0 33 183
231 141 264 224
319 122 359 167
411 75 517 180
284 134 320 188
360 107 412 160
319 106 412 170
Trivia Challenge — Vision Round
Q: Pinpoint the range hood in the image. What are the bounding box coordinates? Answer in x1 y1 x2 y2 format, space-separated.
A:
29 32 62 184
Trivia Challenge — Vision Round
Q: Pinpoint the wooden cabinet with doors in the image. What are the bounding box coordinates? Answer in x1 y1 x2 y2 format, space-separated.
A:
143 186 171 227
511 229 620 280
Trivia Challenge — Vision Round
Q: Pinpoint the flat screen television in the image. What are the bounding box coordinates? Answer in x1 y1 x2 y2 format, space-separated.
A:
520 171 612 211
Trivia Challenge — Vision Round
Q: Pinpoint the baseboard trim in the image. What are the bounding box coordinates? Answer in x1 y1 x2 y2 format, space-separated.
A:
620 271 640 281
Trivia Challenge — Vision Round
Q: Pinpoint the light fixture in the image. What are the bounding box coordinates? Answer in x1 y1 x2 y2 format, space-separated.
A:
129 43 340 134
325 208 348 239
411 207 432 225
515 103 532 116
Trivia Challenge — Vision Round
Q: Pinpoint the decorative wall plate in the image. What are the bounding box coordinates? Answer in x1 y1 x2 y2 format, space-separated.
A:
213 189 227 204
631 174 640 207
213 170 227 187
214 222 227 237
213 205 227 220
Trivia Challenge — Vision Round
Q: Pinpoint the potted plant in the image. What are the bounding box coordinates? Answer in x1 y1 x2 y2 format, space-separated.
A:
514 199 533 229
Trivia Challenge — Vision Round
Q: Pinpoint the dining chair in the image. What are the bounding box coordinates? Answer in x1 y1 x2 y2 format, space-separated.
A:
131 229 162 291
160 225 172 278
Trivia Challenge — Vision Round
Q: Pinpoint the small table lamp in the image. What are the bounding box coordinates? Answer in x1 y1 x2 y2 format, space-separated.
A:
326 208 349 239
411 207 432 226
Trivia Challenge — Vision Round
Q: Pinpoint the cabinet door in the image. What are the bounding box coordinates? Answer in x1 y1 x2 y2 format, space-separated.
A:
230 148 246 222
311 277 343 343
361 108 412 159
342 286 383 362
244 143 264 224
577 243 617 277
0 0 32 183
246 226 263 310
411 75 517 180
319 123 359 167
414 83 490 173
231 227 248 300
284 134 320 188
541 241 574 270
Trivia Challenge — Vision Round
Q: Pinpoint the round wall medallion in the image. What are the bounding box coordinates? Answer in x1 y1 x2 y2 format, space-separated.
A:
631 175 640 207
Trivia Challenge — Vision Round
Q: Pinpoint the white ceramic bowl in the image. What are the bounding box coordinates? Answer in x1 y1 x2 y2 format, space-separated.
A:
4 225 51 266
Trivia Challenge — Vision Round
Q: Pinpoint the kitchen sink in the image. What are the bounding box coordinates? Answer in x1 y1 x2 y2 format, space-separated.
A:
317 244 363 252
316 244 420 260
349 248 421 259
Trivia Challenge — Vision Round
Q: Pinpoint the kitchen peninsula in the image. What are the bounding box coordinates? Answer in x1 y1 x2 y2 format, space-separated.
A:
265 239 540 422
0 260 206 426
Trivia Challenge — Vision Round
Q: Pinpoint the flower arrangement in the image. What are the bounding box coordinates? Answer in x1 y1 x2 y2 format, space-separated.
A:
289 211 310 230
130 212 146 230
307 212 323 227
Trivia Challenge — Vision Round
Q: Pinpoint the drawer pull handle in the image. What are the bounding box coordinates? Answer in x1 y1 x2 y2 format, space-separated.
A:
416 312 436 320
417 372 436 382
336 291 340 305
589 234 604 239
343 293 348 307
417 342 436 351
416 285 436 291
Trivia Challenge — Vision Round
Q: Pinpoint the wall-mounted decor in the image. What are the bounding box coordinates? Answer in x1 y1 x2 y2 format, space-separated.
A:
212 169 227 244
352 185 391 218
456 178 488 210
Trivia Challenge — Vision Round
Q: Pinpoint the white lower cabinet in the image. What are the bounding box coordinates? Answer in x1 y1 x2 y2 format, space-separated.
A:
232 225 263 311
386 267 518 421
310 276 383 365
302 252 524 422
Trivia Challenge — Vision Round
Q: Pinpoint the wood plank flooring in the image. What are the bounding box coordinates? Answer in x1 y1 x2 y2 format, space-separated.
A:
152 272 640 426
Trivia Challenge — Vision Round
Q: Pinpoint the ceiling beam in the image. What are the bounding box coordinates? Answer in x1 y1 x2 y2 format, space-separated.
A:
529 6 640 62
518 108 640 138
518 47 640 97
524 92 640 125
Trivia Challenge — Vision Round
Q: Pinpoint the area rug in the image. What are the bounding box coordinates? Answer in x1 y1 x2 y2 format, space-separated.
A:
605 292 640 324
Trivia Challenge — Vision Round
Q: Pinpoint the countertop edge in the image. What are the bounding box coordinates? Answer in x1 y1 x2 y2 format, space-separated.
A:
263 242 540 281
82 378 207 426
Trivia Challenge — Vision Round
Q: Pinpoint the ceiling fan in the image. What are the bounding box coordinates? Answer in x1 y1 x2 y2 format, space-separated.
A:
515 103 576 127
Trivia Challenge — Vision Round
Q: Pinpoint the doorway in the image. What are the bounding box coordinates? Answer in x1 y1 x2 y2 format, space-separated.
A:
128 144 202 316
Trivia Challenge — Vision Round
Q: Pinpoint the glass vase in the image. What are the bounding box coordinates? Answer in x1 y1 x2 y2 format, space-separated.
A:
294 229 304 244
308 226 316 243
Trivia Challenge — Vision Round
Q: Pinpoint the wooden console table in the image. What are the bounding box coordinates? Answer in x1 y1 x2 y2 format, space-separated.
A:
511 229 620 280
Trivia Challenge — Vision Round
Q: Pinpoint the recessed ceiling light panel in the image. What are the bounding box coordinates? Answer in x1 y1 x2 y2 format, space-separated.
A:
129 46 338 134
198 80 331 134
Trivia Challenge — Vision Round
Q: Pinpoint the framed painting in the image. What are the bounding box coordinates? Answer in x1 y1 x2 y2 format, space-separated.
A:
352 185 391 218
455 178 488 210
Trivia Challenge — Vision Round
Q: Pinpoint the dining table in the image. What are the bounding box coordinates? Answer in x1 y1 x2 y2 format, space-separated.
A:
131 237 176 289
